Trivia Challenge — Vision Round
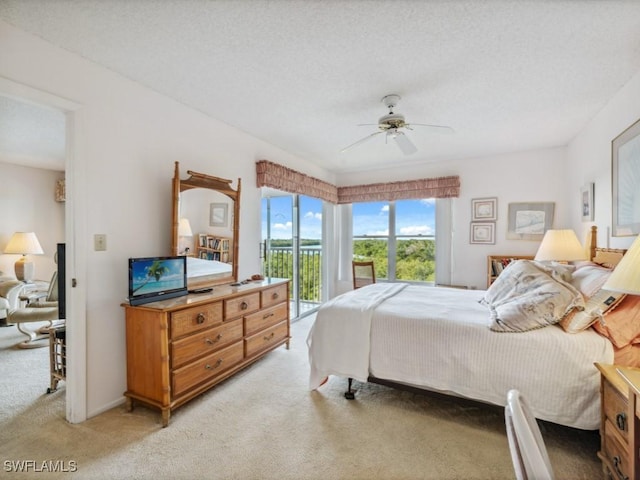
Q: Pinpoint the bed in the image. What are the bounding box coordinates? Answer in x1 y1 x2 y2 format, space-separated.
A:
186 256 232 279
307 234 634 430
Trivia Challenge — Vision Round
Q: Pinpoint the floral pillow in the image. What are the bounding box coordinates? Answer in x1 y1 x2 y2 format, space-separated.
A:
545 261 576 282
482 260 585 333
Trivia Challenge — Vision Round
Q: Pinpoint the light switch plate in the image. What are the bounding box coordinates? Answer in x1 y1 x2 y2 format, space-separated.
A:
94 234 107 251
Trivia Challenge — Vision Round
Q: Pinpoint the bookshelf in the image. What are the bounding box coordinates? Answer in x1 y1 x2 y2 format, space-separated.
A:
196 234 231 263
487 255 534 288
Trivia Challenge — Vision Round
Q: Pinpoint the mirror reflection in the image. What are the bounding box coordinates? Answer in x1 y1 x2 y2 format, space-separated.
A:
171 162 240 288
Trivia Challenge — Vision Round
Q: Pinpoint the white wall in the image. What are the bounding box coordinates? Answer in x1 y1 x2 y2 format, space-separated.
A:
0 19 333 418
0 162 64 282
566 69 640 250
339 147 570 289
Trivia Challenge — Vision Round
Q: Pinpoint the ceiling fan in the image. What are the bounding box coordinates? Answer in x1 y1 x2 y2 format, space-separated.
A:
341 94 454 155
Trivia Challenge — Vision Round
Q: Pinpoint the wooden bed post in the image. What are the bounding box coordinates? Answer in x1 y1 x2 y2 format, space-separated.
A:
589 225 597 261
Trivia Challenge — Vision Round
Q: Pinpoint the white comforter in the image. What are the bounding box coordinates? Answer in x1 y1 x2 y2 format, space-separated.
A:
307 283 614 430
187 256 232 278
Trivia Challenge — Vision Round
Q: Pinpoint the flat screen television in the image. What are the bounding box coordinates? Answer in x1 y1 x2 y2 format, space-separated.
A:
128 256 188 306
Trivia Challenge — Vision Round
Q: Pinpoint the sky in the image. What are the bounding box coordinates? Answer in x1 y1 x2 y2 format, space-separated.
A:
261 196 435 240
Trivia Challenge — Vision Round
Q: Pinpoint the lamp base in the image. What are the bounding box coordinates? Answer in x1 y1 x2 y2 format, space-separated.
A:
14 256 35 282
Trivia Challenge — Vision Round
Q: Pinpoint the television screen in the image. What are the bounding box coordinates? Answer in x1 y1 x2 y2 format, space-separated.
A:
128 256 188 306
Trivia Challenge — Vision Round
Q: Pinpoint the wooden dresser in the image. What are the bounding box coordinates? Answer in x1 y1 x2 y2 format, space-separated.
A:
122 279 290 426
596 363 638 480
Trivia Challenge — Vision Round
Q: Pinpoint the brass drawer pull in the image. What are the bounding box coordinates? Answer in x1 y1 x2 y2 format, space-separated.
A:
205 334 222 345
263 332 275 341
263 312 274 319
196 313 206 324
240 301 249 310
205 359 223 370
613 456 628 480
616 412 626 431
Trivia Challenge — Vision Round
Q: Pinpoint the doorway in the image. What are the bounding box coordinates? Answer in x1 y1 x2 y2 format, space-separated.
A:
0 76 86 423
261 193 323 320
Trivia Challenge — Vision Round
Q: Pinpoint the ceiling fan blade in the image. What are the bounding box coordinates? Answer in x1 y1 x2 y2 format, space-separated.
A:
340 131 383 153
393 131 418 155
406 123 455 134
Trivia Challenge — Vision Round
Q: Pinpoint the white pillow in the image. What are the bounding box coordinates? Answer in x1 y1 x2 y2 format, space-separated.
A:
570 264 611 298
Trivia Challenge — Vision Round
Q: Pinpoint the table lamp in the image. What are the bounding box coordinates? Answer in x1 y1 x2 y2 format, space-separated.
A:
602 235 640 295
178 218 193 254
534 229 587 263
4 232 44 282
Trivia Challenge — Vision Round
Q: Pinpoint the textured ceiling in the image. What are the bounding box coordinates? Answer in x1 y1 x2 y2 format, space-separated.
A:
0 96 65 171
1 0 640 174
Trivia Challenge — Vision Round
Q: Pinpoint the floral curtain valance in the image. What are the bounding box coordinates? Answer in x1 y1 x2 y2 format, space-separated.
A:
337 176 460 204
256 160 460 204
255 160 338 204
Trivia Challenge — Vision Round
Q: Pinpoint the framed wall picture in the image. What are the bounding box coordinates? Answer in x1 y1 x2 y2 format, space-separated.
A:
506 202 554 240
471 197 497 221
470 222 495 244
209 203 228 227
581 183 594 222
612 117 640 236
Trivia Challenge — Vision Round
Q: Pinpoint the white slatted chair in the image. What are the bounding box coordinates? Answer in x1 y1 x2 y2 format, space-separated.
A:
504 389 555 480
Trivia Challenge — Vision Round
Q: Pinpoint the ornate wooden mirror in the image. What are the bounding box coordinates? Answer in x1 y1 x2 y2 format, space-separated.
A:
171 161 240 288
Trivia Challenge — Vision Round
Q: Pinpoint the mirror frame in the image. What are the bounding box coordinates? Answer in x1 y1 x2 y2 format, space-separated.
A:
171 161 241 287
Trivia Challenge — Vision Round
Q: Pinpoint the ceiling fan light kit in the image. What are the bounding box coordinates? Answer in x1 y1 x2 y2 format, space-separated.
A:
341 93 453 155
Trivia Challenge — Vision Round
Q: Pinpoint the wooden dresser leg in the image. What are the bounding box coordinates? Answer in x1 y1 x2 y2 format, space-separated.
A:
125 396 134 412
161 409 170 428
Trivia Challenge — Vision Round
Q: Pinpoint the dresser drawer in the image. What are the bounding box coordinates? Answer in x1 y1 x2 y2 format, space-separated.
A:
244 303 288 337
245 320 288 358
171 320 243 369
225 293 260 320
170 302 223 339
172 341 244 397
603 419 630 480
261 283 288 309
603 378 629 442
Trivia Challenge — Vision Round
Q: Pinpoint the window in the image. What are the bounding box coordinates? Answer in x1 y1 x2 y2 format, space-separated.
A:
352 199 436 282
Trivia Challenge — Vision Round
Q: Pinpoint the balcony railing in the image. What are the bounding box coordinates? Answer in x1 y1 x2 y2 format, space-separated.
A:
264 246 322 307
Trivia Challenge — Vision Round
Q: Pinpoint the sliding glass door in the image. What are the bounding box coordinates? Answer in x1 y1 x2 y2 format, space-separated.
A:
261 194 323 320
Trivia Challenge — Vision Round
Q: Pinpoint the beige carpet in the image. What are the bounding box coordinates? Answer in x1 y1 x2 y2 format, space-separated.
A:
1 315 602 479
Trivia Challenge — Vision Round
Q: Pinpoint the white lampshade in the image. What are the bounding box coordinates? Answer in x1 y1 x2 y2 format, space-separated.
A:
534 229 587 262
4 232 44 282
4 232 44 255
602 235 640 295
178 218 193 237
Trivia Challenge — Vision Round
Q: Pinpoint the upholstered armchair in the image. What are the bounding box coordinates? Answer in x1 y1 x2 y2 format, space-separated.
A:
7 272 60 348
0 277 25 323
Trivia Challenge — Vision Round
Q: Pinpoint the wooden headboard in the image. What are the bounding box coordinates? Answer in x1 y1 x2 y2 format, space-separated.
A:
588 225 626 268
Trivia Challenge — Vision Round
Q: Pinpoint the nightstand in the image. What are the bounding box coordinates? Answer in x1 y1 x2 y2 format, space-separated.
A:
616 366 640 480
596 363 636 480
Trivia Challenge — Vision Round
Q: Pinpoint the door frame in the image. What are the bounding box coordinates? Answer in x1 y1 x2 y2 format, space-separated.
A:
0 76 88 423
